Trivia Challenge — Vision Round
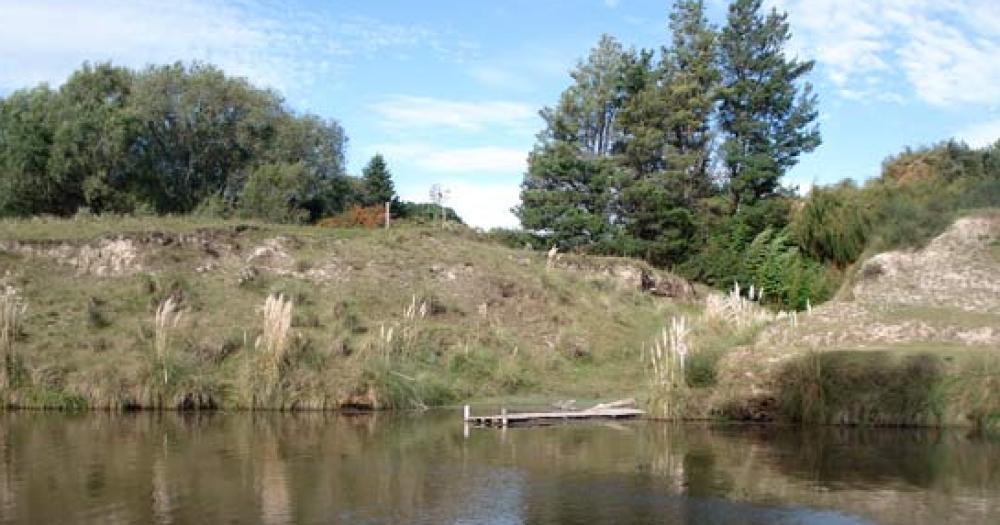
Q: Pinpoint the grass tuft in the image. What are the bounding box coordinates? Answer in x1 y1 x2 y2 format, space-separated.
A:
153 296 184 386
239 293 294 408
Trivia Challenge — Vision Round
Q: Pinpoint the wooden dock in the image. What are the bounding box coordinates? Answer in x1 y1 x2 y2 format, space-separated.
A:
463 400 644 427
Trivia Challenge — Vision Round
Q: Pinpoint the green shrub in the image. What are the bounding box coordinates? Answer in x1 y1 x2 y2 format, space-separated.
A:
792 181 869 266
238 162 312 224
685 348 725 388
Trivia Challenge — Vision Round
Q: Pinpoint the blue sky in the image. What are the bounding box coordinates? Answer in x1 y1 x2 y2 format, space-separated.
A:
2 0 1000 227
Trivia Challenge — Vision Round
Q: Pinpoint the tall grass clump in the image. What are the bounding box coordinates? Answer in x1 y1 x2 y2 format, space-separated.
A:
791 181 870 267
152 296 183 387
240 294 294 408
372 295 427 358
776 350 948 426
356 295 439 409
1 286 27 390
257 294 294 400
704 282 773 331
645 316 690 419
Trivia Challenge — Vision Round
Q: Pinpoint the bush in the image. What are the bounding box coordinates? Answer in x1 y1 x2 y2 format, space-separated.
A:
483 228 545 250
316 204 386 228
238 162 312 224
395 201 463 224
739 227 836 310
685 347 725 388
792 182 869 266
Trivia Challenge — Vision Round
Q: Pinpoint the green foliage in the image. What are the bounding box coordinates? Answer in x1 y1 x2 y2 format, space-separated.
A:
0 85 64 215
791 182 869 266
742 228 835 310
238 163 313 224
616 175 697 265
361 153 397 206
718 0 820 209
516 143 618 249
395 201 463 224
517 0 820 290
483 228 546 250
793 141 1000 271
777 351 948 426
681 198 834 310
686 347 724 388
0 61 350 221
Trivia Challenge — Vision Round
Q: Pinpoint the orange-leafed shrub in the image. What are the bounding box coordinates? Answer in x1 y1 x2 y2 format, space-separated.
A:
317 205 386 228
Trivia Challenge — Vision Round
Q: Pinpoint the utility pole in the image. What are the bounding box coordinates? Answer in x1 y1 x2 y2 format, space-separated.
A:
430 184 450 229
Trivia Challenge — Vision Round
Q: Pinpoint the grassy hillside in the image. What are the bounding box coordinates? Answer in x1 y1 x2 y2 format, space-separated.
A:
0 215 699 410
2 212 998 429
668 210 1000 428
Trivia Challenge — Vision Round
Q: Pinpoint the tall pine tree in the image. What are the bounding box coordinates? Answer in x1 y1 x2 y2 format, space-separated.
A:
661 0 720 202
361 153 396 206
517 35 628 248
718 0 820 211
612 1 718 264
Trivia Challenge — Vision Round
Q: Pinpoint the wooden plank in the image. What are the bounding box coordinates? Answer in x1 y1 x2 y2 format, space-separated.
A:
468 407 644 427
589 398 637 411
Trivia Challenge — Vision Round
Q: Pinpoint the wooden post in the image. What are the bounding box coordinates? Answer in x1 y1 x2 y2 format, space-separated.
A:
463 404 470 422
501 407 508 427
385 201 390 229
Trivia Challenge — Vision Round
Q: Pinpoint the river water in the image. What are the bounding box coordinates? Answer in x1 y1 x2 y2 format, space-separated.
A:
0 410 996 524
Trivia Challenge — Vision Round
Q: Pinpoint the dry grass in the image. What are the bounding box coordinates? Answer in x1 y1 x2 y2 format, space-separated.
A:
646 316 690 387
153 296 183 385
0 216 679 410
248 294 294 405
704 282 774 330
644 316 692 419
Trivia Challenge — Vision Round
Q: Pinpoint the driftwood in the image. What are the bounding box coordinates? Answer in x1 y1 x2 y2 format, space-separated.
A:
588 398 637 411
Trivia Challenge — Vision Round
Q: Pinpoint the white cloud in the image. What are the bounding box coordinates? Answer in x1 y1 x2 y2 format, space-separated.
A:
371 95 538 133
373 143 528 174
774 0 1000 106
0 0 470 98
956 119 1000 147
468 65 525 90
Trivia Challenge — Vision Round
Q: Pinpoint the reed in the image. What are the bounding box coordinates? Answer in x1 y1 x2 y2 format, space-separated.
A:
244 293 294 405
704 281 774 330
647 316 690 387
645 316 691 419
372 295 427 358
153 296 183 385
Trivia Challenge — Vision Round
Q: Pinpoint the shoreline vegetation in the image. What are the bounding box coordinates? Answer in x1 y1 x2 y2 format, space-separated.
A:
1 0 999 429
0 212 998 432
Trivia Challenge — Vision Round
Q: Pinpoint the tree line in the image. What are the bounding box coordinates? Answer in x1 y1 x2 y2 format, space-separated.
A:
516 0 824 308
515 0 1000 310
0 62 411 223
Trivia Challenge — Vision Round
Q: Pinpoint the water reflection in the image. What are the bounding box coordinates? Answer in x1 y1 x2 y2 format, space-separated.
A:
0 411 996 524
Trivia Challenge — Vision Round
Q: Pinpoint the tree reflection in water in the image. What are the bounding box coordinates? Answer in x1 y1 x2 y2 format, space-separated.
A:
0 411 997 524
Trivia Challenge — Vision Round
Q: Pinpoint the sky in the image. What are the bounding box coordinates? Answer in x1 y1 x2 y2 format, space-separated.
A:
2 0 1000 228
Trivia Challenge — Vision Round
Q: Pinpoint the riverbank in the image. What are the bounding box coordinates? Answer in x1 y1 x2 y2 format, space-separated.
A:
658 213 1000 430
0 215 694 411
2 214 998 431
